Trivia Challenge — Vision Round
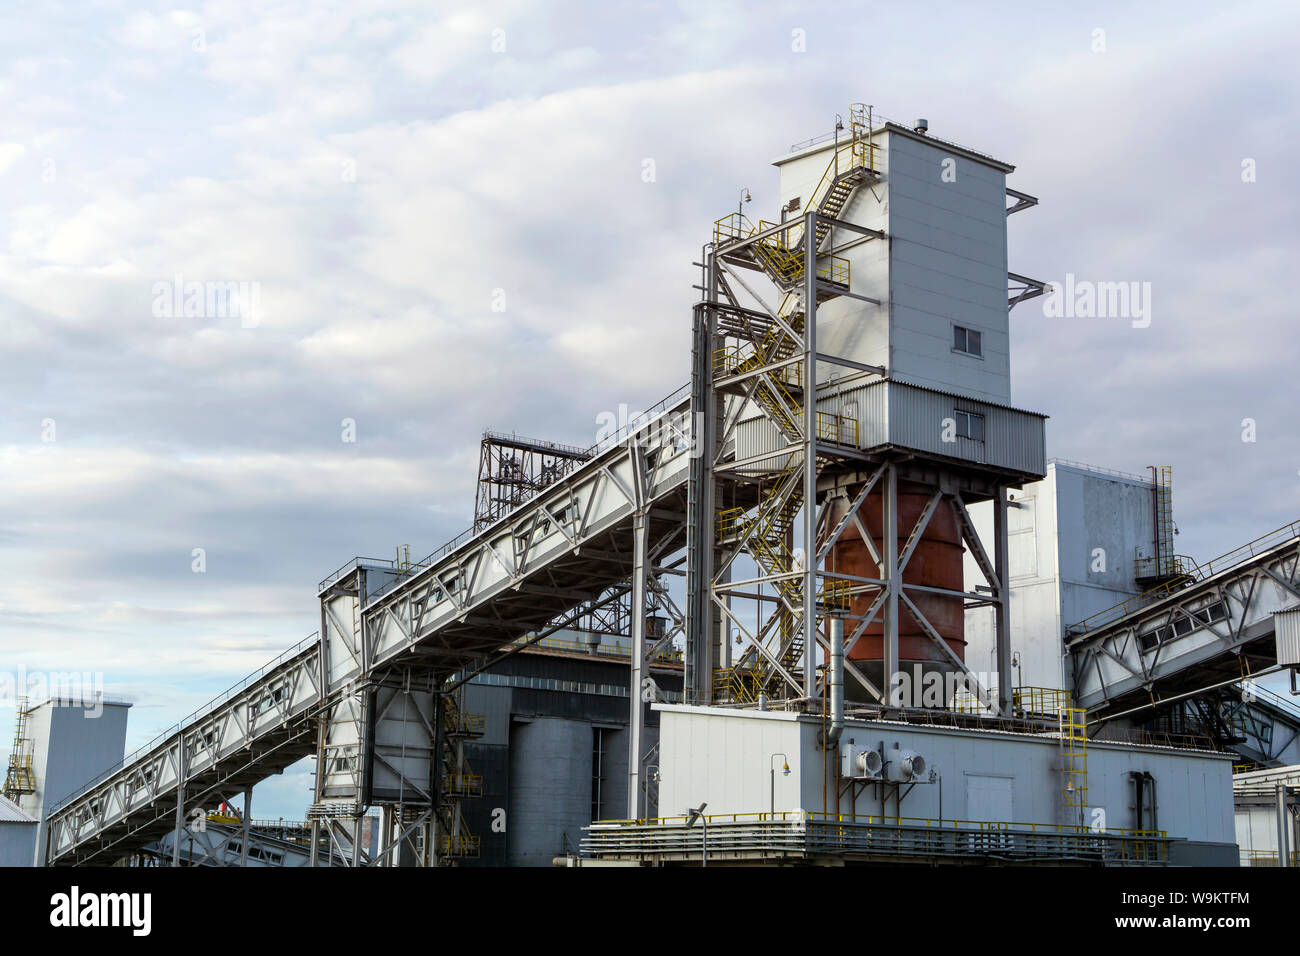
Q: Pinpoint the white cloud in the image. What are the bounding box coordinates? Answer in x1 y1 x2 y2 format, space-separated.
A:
0 142 25 174
0 0 1297 819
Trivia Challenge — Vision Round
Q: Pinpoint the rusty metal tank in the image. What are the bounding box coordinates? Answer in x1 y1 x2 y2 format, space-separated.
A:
828 480 965 698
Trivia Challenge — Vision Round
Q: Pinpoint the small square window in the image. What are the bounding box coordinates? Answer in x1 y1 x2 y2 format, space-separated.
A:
954 410 985 441
953 325 982 357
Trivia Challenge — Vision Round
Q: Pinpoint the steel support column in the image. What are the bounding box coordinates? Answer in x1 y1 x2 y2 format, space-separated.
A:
628 509 649 819
685 259 720 705
431 687 444 867
802 211 819 697
882 463 900 701
170 748 187 867
993 486 1013 716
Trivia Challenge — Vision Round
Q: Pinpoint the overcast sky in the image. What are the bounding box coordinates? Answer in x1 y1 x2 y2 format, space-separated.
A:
2 1 1298 819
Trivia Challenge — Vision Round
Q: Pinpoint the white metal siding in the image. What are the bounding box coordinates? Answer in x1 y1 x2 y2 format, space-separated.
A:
657 707 1236 844
884 131 1010 404
1275 607 1300 666
737 379 1044 476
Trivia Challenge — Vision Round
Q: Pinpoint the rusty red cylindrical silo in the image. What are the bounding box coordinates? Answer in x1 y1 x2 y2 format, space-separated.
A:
829 480 965 699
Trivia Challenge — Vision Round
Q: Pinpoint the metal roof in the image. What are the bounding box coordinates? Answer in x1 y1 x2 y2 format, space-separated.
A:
0 794 37 824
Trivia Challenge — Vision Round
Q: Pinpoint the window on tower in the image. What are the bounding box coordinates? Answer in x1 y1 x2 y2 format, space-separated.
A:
954 410 985 441
953 325 982 357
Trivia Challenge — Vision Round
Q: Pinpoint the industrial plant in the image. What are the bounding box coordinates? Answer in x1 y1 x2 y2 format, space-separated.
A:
3 105 1298 869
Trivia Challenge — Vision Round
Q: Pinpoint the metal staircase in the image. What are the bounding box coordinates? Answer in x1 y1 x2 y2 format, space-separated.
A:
438 693 484 861
717 455 807 695
702 108 879 704
713 102 878 296
3 697 35 801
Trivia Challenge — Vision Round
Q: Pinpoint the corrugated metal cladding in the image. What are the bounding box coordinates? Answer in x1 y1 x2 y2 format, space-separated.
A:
0 795 37 823
1275 607 1300 666
735 380 1046 476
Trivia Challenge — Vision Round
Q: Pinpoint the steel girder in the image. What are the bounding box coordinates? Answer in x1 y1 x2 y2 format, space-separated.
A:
47 401 694 866
45 640 322 866
1068 537 1300 716
354 414 692 681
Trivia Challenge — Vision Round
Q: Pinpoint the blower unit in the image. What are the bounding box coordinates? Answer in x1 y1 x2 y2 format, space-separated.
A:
885 745 929 783
839 743 884 780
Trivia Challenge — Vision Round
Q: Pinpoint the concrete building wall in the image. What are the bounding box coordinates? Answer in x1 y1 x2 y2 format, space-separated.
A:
656 706 1236 846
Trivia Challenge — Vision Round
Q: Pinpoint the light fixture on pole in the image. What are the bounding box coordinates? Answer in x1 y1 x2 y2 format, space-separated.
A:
684 802 708 867
770 753 789 818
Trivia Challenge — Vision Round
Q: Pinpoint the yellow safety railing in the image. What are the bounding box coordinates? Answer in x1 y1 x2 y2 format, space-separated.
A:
1243 849 1300 866
1012 686 1072 717
817 256 850 286
713 667 766 703
713 211 756 246
440 833 481 858
713 345 803 387
816 411 859 446
818 577 852 611
711 103 876 322
441 772 483 796
441 700 486 736
600 809 1164 842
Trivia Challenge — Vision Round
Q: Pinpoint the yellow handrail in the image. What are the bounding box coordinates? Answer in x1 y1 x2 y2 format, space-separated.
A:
596 809 1164 841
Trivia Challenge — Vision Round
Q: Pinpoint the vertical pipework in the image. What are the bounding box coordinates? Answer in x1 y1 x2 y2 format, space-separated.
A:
1279 783 1291 868
826 613 845 747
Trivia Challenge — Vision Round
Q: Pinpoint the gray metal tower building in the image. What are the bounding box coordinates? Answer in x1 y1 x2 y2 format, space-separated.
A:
685 108 1047 720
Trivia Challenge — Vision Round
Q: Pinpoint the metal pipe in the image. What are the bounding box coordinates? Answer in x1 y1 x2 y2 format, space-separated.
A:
1279 783 1291 868
770 753 788 817
826 613 845 748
